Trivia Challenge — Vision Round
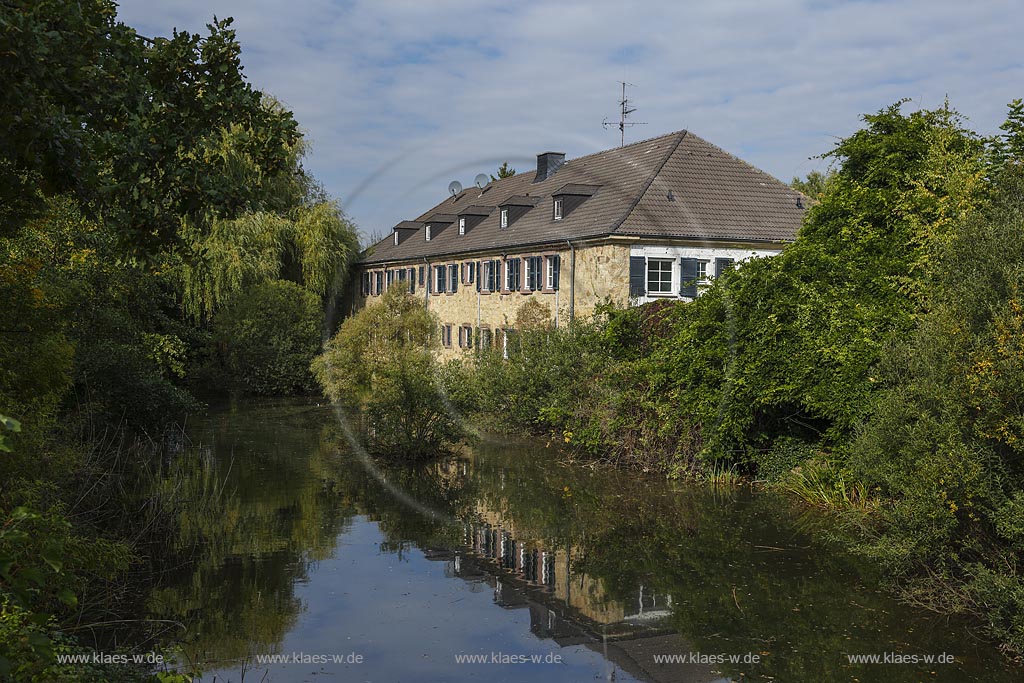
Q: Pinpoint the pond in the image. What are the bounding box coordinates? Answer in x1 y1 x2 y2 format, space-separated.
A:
142 397 1020 682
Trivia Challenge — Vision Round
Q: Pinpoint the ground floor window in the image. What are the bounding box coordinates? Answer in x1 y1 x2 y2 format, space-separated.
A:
441 323 452 347
647 258 673 294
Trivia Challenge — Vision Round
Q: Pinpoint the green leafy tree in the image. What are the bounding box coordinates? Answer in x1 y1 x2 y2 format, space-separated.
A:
312 286 461 458
789 170 831 199
213 280 324 395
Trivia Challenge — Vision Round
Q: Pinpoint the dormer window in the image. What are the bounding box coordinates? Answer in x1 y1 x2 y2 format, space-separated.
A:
394 232 399 246
458 217 466 235
500 208 508 228
553 198 563 221
425 225 432 241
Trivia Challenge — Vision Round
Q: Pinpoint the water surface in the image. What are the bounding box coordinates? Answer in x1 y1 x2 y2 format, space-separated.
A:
147 398 1020 682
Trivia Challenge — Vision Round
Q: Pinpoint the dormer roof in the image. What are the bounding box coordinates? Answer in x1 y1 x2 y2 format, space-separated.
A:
360 129 806 265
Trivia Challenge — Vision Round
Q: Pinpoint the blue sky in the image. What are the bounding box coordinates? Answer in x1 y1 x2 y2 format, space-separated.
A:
116 0 1023 243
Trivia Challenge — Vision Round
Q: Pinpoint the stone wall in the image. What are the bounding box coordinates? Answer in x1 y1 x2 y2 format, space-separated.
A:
353 242 631 359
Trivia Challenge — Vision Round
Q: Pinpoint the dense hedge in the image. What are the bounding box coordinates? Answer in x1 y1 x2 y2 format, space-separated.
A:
443 100 1024 654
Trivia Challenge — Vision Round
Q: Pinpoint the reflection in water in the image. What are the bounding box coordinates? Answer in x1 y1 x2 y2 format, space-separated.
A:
144 398 1020 682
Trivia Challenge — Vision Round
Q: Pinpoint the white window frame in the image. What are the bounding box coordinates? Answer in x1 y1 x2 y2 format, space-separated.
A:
505 260 514 291
458 217 466 235
435 265 446 293
545 256 555 290
646 258 673 295
482 261 492 292
425 224 432 241
499 208 508 228
696 260 710 283
553 198 563 220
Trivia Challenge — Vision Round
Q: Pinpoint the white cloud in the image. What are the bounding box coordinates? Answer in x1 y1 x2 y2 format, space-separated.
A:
116 0 1024 241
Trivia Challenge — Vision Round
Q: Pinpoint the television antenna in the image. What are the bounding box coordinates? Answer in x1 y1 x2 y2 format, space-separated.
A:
602 81 647 146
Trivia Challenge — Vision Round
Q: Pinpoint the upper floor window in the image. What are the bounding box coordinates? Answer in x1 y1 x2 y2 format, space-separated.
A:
647 258 673 295
553 198 563 220
394 232 399 246
458 217 466 235
499 208 508 229
425 225 432 241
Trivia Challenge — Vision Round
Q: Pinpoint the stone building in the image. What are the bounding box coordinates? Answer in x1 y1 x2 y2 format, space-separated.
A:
353 129 806 357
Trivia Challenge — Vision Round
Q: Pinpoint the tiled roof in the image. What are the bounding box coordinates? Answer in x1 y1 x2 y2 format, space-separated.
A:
553 183 600 196
360 129 804 265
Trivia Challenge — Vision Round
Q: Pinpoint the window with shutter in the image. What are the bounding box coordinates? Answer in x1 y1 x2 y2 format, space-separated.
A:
679 258 699 297
449 265 458 293
715 257 735 278
629 256 646 297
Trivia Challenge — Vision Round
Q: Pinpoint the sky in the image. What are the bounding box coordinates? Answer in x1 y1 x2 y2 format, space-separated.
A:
116 0 1024 243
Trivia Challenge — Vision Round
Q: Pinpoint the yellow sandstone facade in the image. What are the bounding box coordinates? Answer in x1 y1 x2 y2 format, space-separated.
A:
351 129 805 356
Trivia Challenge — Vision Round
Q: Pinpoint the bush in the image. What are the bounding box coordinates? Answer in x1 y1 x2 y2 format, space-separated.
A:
313 286 460 458
214 280 324 395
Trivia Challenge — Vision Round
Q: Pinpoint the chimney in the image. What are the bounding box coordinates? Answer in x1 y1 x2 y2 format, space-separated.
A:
535 152 565 182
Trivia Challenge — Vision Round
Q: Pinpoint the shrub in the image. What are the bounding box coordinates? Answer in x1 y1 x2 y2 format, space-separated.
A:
313 286 460 458
214 280 324 395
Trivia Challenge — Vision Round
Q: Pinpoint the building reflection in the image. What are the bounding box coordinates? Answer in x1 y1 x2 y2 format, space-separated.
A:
422 508 729 683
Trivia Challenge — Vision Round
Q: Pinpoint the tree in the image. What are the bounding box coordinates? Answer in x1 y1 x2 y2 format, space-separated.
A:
312 286 461 458
490 161 516 181
214 280 324 395
789 170 831 199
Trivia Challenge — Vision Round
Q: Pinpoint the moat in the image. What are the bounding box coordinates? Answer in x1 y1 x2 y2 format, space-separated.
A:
141 398 1019 682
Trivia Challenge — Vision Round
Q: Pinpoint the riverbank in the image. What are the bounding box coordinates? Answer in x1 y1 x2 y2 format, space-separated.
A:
409 105 1024 660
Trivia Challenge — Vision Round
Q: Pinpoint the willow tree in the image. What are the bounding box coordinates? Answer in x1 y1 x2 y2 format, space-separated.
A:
171 118 360 322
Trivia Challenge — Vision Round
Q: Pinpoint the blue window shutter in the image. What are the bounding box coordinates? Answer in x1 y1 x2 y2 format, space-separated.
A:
512 258 521 291
715 257 734 279
552 255 561 290
629 256 646 296
679 258 699 297
451 265 458 293
476 262 481 291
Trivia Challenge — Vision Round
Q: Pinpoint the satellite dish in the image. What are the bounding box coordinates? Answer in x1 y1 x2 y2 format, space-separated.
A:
448 180 463 197
474 173 489 189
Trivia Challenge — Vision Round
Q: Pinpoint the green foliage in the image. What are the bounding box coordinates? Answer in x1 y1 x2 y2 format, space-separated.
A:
789 169 831 199
213 280 324 395
445 100 1024 654
313 286 461 458
490 161 516 181
0 416 20 453
0 1 358 676
990 98 1024 170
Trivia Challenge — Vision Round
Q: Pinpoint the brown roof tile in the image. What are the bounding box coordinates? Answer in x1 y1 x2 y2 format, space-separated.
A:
360 129 803 265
